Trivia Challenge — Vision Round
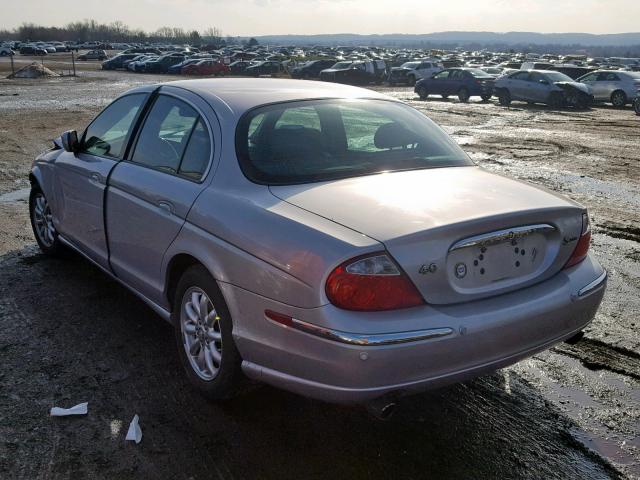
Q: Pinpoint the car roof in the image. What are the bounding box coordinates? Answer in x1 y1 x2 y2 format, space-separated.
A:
161 78 394 119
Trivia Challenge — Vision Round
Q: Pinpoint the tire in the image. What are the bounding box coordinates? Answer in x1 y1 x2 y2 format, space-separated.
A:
0 52 7 57
610 90 627 108
416 85 428 100
173 265 244 401
481 94 492 102
29 185 64 255
548 91 564 109
458 87 470 103
634 98 640 116
497 90 511 106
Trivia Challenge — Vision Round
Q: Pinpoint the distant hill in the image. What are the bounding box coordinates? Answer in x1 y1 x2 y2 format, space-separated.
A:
253 31 640 48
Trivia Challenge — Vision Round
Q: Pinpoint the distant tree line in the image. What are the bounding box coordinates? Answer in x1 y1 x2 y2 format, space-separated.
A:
0 20 237 46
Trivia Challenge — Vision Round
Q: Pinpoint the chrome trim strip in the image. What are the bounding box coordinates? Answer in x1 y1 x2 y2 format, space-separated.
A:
449 224 556 252
58 236 172 323
578 270 607 297
285 317 454 346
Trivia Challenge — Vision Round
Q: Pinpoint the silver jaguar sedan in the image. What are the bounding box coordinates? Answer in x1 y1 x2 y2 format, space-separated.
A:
29 78 606 405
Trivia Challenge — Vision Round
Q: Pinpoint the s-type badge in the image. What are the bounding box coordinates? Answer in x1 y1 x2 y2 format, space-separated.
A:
455 262 467 279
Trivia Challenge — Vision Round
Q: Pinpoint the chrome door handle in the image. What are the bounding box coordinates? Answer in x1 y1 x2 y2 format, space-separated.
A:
89 173 102 184
157 201 173 214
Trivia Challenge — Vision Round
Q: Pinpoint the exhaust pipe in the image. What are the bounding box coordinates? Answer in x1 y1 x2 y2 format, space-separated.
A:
366 397 398 421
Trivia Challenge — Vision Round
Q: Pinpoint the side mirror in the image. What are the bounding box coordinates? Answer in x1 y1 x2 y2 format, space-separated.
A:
61 130 79 153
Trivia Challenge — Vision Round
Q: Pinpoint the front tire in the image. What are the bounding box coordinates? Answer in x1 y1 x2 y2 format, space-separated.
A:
498 89 511 106
548 91 564 109
173 265 244 401
29 186 64 255
611 90 627 108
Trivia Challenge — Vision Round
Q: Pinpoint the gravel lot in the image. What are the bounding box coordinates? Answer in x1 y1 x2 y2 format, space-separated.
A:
0 59 638 479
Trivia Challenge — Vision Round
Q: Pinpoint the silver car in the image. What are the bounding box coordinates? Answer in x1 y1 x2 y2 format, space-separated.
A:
494 70 594 108
29 79 607 404
577 70 640 107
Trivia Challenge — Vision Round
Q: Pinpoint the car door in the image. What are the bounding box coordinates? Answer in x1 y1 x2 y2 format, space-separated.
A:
105 89 216 304
53 92 149 268
429 69 449 94
528 72 550 102
509 71 531 100
579 72 600 99
447 70 464 95
601 72 622 100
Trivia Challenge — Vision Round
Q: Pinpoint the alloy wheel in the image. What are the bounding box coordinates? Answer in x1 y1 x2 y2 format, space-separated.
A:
180 287 223 381
32 193 56 247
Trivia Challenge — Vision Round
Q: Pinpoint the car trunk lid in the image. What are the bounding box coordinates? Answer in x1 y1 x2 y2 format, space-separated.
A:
270 167 585 305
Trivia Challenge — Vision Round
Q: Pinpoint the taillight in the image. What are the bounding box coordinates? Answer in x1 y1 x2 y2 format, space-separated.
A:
325 253 424 311
564 212 591 269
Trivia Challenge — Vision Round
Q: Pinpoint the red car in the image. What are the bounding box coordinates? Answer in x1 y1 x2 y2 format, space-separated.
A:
182 60 230 76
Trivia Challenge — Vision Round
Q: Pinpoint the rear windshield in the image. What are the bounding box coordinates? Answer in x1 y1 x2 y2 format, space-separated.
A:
236 99 472 185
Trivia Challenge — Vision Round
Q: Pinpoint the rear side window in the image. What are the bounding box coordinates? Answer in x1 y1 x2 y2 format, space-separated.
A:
130 95 211 179
82 93 146 158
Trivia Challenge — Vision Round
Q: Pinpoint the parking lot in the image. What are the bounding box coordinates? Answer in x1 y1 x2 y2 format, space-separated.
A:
0 62 638 479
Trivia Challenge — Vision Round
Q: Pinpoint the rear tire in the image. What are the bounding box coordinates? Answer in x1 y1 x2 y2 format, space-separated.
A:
458 87 470 103
173 265 244 401
634 98 640 116
416 85 428 100
610 90 627 108
498 89 511 106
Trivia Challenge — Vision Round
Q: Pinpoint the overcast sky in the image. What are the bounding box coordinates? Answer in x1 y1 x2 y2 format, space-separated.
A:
3 0 639 35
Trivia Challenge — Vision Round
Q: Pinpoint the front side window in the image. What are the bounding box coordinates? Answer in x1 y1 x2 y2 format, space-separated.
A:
131 95 210 179
82 93 146 158
237 99 472 185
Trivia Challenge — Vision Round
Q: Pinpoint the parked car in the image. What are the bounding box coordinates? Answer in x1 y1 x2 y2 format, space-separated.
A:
388 60 443 85
19 45 47 55
127 55 158 72
229 60 253 75
414 68 494 102
102 53 139 70
494 70 594 108
0 46 15 56
167 58 201 74
577 70 640 107
144 54 186 73
319 60 387 85
245 60 282 76
77 50 108 61
182 59 230 76
290 60 337 79
28 79 606 405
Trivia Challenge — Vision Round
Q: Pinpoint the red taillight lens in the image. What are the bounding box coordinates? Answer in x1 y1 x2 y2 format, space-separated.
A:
325 253 424 311
564 212 591 269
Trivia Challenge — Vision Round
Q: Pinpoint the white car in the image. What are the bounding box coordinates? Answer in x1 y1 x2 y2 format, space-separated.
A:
388 60 443 85
577 70 640 107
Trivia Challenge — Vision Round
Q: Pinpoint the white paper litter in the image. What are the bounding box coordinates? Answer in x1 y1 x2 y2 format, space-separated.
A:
50 402 88 417
125 414 142 444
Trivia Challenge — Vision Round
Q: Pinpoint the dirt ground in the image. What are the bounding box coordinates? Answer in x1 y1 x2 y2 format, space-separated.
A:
0 57 638 479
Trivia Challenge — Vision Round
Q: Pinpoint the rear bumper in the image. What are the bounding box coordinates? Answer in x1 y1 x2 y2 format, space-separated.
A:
221 254 606 404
